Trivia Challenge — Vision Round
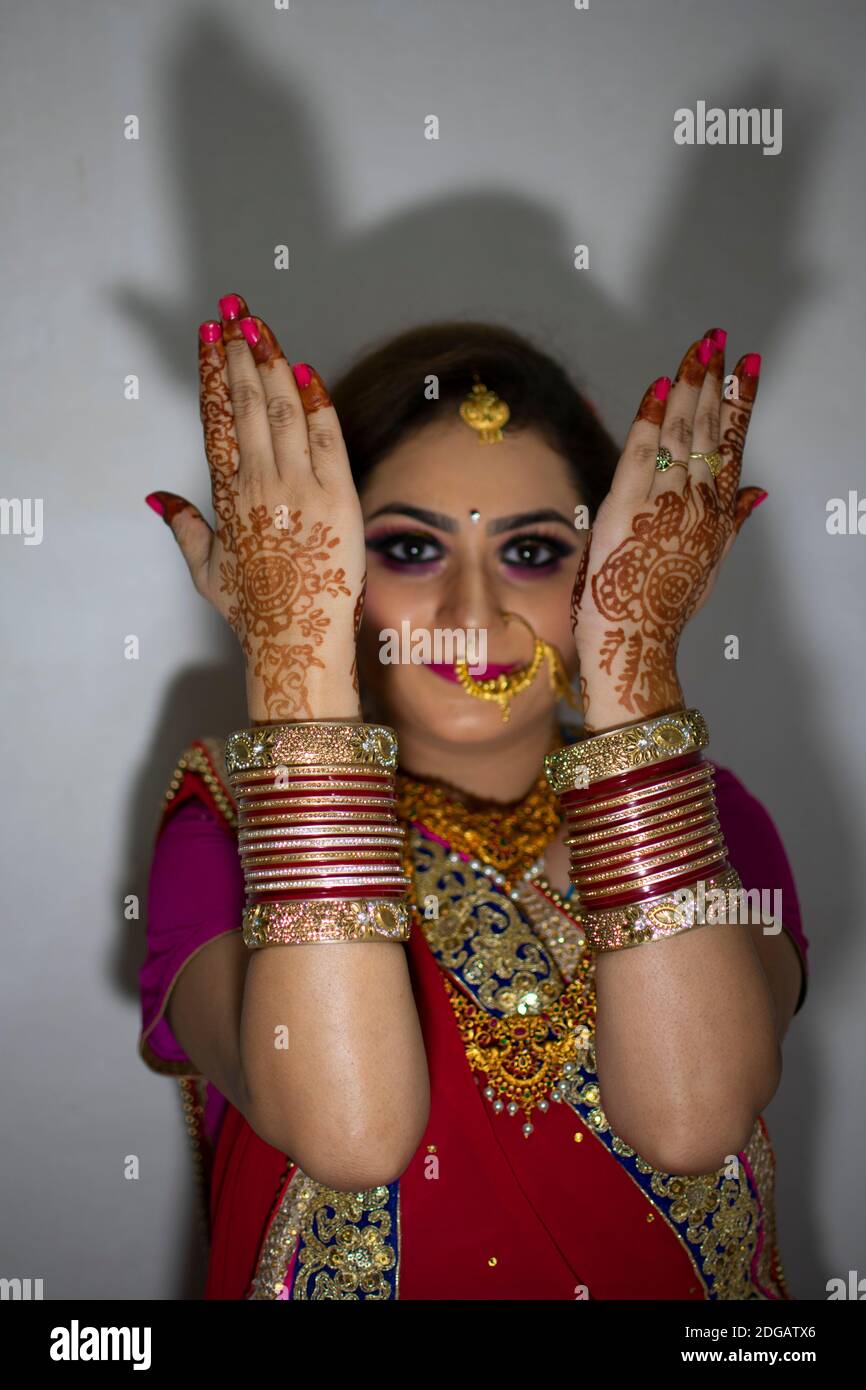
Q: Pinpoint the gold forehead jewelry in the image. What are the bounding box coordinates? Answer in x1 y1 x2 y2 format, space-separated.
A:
655 447 688 473
689 449 724 478
454 611 581 723
459 376 510 443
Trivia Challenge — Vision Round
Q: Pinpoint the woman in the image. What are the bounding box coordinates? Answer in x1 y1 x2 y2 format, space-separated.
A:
138 294 809 1300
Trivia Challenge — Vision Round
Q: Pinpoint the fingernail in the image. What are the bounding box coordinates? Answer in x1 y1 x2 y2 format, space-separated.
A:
219 294 243 321
705 327 727 349
752 489 768 509
743 353 762 377
293 362 313 389
199 320 221 344
145 493 165 518
653 376 671 402
240 316 260 347
697 337 714 366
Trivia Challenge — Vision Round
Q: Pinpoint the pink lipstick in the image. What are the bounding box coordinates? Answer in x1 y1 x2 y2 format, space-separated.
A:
428 662 517 685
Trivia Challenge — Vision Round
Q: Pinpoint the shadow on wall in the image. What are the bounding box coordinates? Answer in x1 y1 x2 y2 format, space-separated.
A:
112 8 843 1298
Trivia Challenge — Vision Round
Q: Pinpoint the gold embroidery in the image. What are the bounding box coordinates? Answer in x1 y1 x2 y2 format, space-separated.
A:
163 741 238 827
441 972 595 1123
248 1174 400 1300
248 1169 319 1300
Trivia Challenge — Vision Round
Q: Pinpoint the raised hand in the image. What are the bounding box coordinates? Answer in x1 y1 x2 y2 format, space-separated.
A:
146 293 367 722
570 329 767 732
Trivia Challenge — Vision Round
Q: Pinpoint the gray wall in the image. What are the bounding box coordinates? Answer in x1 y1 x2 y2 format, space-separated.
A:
2 0 863 1299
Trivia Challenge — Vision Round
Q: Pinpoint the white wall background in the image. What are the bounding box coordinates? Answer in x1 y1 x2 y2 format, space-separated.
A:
2 0 863 1299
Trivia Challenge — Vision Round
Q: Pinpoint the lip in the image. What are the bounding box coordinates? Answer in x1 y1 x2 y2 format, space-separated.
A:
427 661 518 685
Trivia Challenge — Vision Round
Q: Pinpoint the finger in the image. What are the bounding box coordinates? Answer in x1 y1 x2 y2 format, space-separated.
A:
609 376 671 503
236 317 318 484
290 362 354 490
198 320 239 535
216 293 277 482
716 354 761 515
145 491 214 596
687 328 725 487
652 337 714 496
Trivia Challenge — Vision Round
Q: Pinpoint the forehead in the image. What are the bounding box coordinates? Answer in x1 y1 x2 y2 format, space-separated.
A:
359 418 579 513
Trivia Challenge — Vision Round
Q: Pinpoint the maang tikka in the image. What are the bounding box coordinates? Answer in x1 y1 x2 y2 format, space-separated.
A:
459 375 510 443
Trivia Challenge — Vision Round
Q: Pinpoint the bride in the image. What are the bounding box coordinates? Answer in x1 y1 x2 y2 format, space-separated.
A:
138 292 808 1300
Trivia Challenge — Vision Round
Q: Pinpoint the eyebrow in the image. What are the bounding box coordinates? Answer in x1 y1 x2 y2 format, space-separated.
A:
364 503 575 535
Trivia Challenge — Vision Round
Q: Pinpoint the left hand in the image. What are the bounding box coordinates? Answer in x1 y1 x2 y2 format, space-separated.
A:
570 329 766 732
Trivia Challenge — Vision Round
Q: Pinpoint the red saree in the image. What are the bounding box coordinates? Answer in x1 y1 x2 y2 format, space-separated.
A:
138 737 809 1301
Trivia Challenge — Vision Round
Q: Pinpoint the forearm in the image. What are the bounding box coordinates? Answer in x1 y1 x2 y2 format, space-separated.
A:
560 677 781 1175
237 678 430 1188
240 940 429 1188
593 919 780 1174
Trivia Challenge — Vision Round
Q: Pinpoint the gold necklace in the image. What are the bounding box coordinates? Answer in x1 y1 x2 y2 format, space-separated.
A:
395 764 562 880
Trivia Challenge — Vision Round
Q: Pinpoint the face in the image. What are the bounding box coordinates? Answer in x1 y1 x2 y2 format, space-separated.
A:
358 416 587 752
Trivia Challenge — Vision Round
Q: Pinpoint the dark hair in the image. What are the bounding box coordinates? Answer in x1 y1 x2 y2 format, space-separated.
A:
330 321 620 518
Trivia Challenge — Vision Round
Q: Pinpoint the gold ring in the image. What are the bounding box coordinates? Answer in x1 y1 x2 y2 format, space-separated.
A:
655 447 688 473
689 450 724 478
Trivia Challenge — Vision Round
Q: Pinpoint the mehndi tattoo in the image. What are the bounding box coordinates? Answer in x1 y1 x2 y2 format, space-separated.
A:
198 304 356 720
570 351 760 724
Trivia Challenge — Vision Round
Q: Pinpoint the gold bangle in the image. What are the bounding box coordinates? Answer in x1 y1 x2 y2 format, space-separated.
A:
577 848 730 901
245 874 410 892
232 765 395 786
238 816 399 837
243 898 411 948
245 854 405 877
569 817 721 870
241 838 405 862
565 778 713 833
568 804 718 855
227 723 398 776
237 806 400 822
564 763 711 819
582 868 742 952
544 709 709 793
235 782 396 803
572 832 724 887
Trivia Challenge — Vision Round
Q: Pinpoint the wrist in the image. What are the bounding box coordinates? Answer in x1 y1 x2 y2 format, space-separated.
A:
578 676 685 735
246 671 362 723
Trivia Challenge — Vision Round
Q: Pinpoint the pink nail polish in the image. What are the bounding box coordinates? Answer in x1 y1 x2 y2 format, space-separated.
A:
698 337 713 366
752 489 768 508
653 376 671 402
199 320 222 344
240 317 260 347
710 328 727 349
145 493 165 517
293 362 313 389
219 294 242 321
743 353 762 377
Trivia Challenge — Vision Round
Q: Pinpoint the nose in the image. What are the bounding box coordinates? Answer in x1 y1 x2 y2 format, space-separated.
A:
435 554 508 650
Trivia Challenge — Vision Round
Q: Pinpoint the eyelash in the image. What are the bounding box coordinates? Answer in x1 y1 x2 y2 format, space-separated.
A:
365 530 575 574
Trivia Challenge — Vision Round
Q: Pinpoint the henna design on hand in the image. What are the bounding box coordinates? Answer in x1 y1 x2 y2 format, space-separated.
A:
589 482 731 716
223 506 351 719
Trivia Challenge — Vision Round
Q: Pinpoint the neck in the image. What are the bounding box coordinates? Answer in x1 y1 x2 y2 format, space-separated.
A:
394 708 559 803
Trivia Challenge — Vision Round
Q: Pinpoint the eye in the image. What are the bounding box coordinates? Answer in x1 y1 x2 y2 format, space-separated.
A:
500 534 574 571
366 531 445 567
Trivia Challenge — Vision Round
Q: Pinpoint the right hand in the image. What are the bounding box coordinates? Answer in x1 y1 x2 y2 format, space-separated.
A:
147 292 367 722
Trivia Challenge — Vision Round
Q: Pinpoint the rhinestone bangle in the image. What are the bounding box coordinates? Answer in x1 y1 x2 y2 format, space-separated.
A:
243 898 411 947
226 722 398 775
544 709 709 794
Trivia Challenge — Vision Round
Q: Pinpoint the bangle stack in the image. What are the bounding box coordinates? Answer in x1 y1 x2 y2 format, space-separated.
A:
544 710 741 953
225 722 411 947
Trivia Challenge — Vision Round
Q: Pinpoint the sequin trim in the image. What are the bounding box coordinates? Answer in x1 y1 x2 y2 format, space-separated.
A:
248 1171 401 1300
